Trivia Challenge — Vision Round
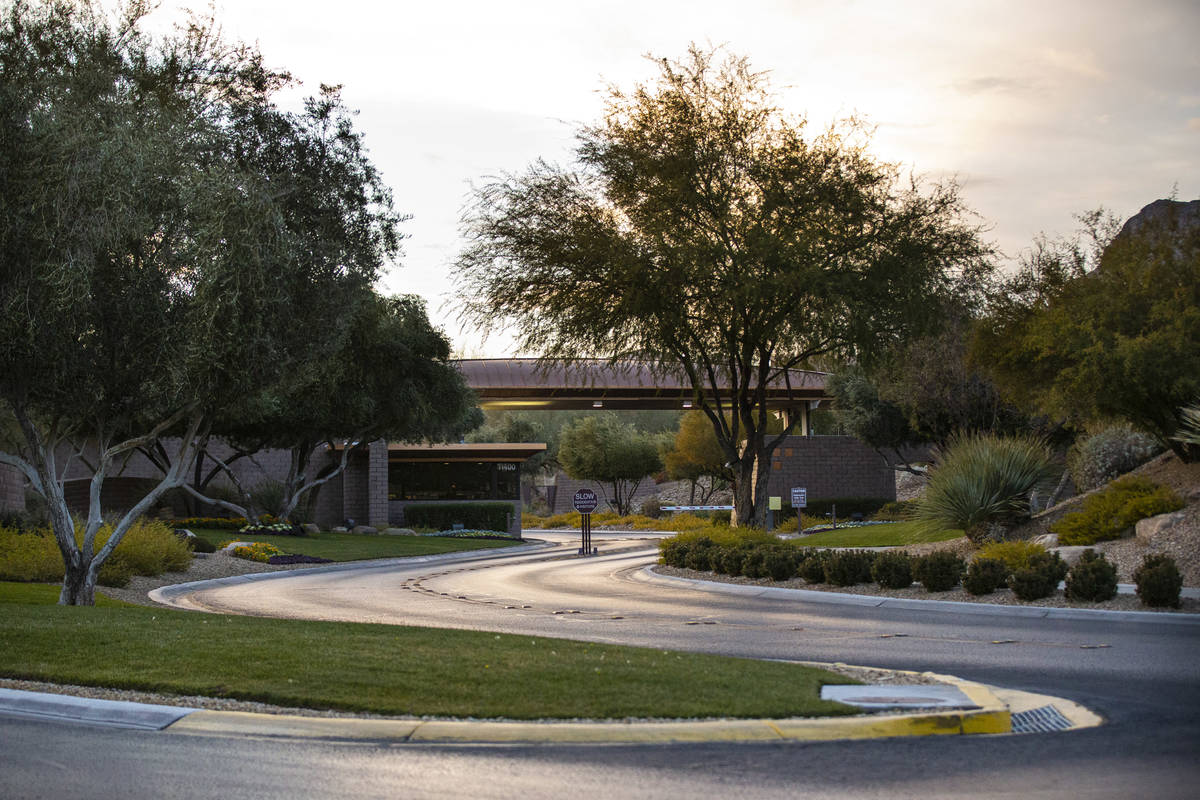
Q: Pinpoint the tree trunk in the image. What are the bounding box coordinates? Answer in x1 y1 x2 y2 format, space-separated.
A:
59 554 97 606
732 458 757 527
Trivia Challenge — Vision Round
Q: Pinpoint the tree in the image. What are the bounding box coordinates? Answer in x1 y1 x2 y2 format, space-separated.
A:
557 415 662 516
971 200 1200 461
0 1 399 603
663 412 731 504
455 46 990 526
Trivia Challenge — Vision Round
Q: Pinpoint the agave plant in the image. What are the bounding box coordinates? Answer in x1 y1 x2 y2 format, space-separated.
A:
1173 405 1200 447
914 433 1058 544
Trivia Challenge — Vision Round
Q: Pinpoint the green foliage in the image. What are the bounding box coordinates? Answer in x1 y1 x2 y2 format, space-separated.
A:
639 496 665 519
1064 550 1118 602
0 519 190 584
188 536 217 554
1051 476 1183 545
683 538 718 571
760 546 799 582
963 557 1009 596
402 503 515 533
799 550 831 583
558 415 663 516
663 412 731 504
1134 554 1183 608
914 433 1056 543
1067 425 1164 492
976 540 1049 573
231 542 285 563
873 500 918 521
824 550 876 587
455 46 990 527
971 202 1200 460
870 551 914 589
1008 551 1068 601
913 552 965 592
797 497 895 520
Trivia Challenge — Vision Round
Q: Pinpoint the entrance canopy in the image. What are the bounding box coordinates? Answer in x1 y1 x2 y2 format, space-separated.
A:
455 358 828 412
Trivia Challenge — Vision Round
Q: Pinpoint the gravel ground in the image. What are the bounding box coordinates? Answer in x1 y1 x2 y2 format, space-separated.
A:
100 550 318 607
654 564 1199 613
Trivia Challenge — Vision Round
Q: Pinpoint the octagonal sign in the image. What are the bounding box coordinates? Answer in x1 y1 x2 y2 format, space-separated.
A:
572 488 599 514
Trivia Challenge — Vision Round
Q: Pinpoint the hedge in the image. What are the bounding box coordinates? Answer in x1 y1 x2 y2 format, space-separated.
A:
402 502 515 533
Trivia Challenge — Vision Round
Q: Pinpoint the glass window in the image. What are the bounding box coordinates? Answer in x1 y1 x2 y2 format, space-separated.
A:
388 462 522 501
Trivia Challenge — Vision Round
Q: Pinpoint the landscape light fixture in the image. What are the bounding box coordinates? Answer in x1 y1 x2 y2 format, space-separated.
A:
682 399 693 408
592 400 603 408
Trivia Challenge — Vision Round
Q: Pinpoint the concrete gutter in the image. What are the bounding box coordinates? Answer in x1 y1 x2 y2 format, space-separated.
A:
635 567 1200 625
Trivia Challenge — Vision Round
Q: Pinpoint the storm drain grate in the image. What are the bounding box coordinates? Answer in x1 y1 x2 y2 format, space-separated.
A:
1011 705 1073 733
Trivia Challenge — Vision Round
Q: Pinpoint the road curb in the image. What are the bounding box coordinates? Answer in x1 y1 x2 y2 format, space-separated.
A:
161 672 1012 744
635 565 1200 625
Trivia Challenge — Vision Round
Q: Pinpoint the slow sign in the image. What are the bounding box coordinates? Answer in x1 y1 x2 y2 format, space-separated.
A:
572 488 599 514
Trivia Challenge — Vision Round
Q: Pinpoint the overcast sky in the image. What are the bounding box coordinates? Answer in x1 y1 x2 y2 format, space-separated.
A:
142 0 1199 356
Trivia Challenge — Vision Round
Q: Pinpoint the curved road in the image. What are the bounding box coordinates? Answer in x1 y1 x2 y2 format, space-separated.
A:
4 532 1199 799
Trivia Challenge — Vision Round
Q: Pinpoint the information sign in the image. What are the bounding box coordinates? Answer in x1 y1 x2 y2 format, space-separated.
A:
791 487 807 508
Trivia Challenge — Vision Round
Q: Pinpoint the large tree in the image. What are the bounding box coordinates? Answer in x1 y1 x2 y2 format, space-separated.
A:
557 415 662 516
455 47 990 526
662 412 732 505
971 201 1200 461
0 1 398 603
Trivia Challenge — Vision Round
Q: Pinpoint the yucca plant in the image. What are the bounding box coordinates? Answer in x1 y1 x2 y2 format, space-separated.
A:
1173 405 1200 447
914 433 1058 544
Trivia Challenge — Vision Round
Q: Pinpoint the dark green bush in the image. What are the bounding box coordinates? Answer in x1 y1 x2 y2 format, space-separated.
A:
1051 476 1183 546
799 550 830 583
402 502 515 533
1064 550 1118 602
683 538 718 571
824 550 875 587
870 551 914 589
791 497 893 520
913 551 965 592
716 544 753 576
96 551 133 588
1008 551 1068 601
188 536 217 554
963 557 1009 596
761 545 799 582
658 538 690 567
1134 553 1183 608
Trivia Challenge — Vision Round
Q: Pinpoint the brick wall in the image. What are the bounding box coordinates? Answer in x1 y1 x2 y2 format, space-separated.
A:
550 472 662 515
765 435 897 502
0 463 24 513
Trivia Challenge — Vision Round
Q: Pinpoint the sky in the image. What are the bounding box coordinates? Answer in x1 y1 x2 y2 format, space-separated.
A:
139 0 1200 356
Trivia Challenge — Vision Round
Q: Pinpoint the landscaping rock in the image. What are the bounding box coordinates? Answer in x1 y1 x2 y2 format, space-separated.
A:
382 527 416 536
1032 533 1059 548
1050 545 1090 567
219 541 254 552
351 525 378 535
332 526 348 533
301 523 320 535
1136 510 1188 544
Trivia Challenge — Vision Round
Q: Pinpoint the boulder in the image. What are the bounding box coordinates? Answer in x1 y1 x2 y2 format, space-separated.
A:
301 523 320 535
1136 510 1188 544
351 525 378 535
220 540 254 552
331 526 348 533
382 527 416 536
1032 533 1059 548
1049 545 1090 567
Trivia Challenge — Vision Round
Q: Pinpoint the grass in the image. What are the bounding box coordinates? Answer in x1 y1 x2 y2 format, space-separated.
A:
0 581 857 720
190 529 522 562
0 581 131 607
793 521 963 548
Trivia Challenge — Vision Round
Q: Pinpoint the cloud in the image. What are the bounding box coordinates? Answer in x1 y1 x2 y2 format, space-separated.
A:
952 75 1037 96
1039 47 1105 80
1189 118 1200 132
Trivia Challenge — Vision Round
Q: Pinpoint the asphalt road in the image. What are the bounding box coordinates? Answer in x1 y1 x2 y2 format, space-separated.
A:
3 532 1199 799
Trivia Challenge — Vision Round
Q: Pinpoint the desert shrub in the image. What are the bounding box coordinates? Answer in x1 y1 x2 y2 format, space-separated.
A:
96 551 133 588
870 551 914 589
0 519 190 583
231 542 285 563
760 545 799 581
913 551 965 592
1051 476 1183 546
976 540 1048 573
102 519 193 576
0 527 63 582
824 550 875 586
187 535 217 554
1064 550 1118 602
1008 551 1068 601
799 497 892 519
913 433 1056 544
679 537 718 571
658 537 690 567
639 496 664 519
170 516 272 530
775 515 799 533
715 544 752 576
267 554 333 565
873 500 917 521
963 558 1009 596
1068 425 1164 492
1133 553 1183 608
799 550 830 583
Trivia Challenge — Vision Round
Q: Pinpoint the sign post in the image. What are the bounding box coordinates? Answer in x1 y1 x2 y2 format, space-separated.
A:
572 488 599 555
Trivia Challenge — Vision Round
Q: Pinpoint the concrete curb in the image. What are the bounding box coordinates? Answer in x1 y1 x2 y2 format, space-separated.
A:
0 688 196 731
635 566 1200 625
148 540 556 609
159 671 1011 744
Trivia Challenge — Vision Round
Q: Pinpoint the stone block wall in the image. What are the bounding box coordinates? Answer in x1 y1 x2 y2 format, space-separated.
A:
764 435 897 503
549 473 662 515
0 463 25 513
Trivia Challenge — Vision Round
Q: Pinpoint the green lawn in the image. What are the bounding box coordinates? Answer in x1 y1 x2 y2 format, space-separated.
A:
794 521 963 548
0 581 857 720
191 528 522 561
